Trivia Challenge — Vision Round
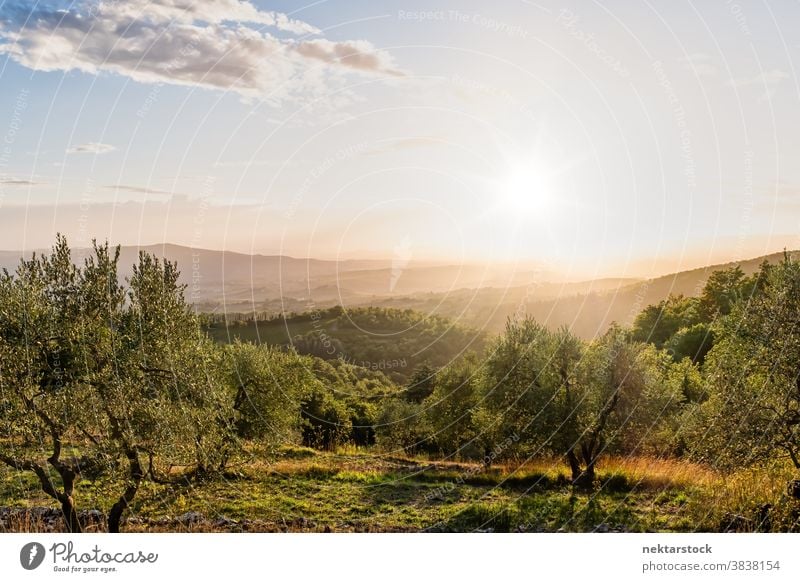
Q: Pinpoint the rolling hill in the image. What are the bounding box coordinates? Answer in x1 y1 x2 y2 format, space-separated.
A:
2 244 796 340
366 251 798 338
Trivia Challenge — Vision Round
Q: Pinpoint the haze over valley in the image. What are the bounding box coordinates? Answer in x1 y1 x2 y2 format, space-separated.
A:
3 244 793 339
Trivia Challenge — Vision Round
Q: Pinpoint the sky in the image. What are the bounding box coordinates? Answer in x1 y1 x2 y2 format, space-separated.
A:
1 0 800 279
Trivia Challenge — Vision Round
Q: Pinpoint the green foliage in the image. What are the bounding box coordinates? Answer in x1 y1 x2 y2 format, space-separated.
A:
303 357 398 448
301 385 353 450
123 251 233 475
291 331 345 360
631 266 766 365
631 295 699 348
697 266 750 321
584 332 685 456
376 399 433 454
0 236 233 531
207 306 486 384
689 256 800 471
423 356 484 457
404 364 437 403
479 318 560 457
664 323 714 364
474 320 688 480
225 342 311 446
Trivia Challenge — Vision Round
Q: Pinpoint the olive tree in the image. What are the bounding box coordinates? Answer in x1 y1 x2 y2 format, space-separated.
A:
105 250 233 530
423 356 484 458
479 317 561 460
225 341 311 446
0 238 94 532
0 236 232 532
561 327 684 485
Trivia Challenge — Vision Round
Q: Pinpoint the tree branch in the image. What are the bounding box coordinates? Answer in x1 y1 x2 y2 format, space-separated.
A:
0 451 64 502
138 364 176 379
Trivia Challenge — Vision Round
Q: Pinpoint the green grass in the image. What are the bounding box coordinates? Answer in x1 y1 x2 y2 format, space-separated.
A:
6 447 781 533
207 318 314 345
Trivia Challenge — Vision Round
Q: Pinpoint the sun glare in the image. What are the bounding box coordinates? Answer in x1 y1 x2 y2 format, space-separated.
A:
497 163 554 216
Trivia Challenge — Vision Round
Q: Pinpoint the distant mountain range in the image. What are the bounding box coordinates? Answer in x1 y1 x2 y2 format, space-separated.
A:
1 244 794 339
0 244 567 307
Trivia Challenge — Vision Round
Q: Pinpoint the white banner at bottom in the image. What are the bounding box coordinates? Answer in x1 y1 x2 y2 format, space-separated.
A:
1 533 797 581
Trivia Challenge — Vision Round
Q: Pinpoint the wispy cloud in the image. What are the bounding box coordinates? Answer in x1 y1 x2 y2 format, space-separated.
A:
363 136 442 156
679 53 719 77
104 184 177 196
295 39 404 77
67 142 116 155
729 69 790 102
0 0 403 102
213 159 299 169
730 69 791 87
0 178 43 186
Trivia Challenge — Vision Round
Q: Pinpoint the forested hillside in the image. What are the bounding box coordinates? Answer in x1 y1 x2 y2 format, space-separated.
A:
206 306 486 383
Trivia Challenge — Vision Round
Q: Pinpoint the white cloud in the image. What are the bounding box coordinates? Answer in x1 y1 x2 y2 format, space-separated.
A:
294 39 404 77
108 0 321 35
0 1 403 102
67 142 117 154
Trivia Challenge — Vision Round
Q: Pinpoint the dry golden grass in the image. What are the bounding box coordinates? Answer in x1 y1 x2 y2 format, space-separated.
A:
598 456 721 490
0 511 51 533
683 462 799 530
479 455 720 492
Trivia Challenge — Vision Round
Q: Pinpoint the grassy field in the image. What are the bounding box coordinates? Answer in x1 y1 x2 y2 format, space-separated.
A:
206 317 313 345
3 446 797 533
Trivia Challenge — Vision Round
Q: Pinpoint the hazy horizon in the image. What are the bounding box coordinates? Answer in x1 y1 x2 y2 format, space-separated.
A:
1 236 797 282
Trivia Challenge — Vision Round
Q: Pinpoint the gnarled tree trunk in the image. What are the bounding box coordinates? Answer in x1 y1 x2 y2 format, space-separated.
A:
567 388 621 488
60 494 82 533
108 447 144 533
0 446 84 533
52 461 83 533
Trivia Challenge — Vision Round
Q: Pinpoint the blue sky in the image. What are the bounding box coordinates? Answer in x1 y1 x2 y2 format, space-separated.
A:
1 0 800 277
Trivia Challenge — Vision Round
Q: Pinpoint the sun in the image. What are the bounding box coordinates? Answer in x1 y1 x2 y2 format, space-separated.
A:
496 163 554 216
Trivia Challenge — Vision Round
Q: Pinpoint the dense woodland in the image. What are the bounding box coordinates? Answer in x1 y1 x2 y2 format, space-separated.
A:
2 236 800 532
